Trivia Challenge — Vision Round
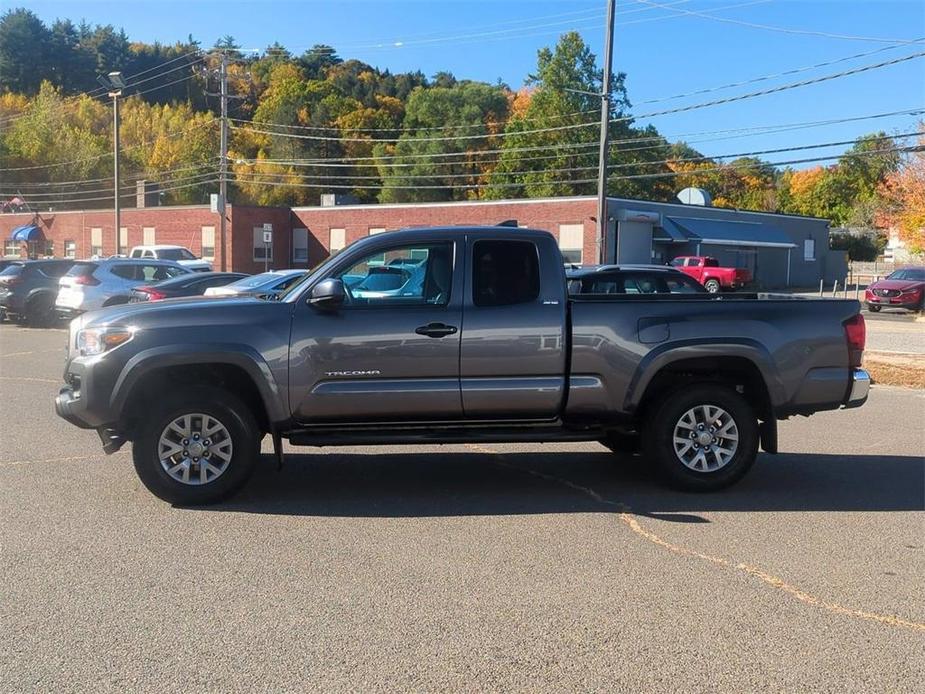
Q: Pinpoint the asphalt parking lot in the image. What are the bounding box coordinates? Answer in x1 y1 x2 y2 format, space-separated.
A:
1 323 923 692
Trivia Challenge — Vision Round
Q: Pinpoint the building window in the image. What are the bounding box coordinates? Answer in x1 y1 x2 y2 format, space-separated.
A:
143 227 156 246
558 223 584 264
45 241 54 257
65 240 76 258
201 226 215 260
330 228 346 253
292 228 308 263
90 227 103 257
804 239 815 261
253 227 272 262
369 227 386 235
119 227 128 254
4 240 19 257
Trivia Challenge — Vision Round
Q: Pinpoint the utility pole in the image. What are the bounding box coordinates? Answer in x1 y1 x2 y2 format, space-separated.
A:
219 51 229 272
596 0 616 264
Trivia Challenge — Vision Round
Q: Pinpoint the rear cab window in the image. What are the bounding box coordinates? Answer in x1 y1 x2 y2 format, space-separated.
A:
472 239 540 307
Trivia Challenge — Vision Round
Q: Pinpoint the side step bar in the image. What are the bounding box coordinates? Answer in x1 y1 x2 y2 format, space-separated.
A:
286 425 603 447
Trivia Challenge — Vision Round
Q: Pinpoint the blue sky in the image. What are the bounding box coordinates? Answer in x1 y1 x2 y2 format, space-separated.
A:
21 0 925 166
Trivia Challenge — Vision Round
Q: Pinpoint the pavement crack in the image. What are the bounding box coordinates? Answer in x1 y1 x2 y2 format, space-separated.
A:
464 443 925 633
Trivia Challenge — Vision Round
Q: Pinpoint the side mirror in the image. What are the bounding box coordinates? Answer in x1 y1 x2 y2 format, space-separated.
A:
309 278 345 309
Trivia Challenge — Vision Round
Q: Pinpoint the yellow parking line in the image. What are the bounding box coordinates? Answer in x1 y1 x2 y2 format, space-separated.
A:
0 454 100 468
0 376 59 384
465 443 925 633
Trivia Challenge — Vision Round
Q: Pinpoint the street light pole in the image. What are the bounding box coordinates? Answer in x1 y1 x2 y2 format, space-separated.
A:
596 0 616 264
219 51 229 272
100 71 126 256
111 88 121 254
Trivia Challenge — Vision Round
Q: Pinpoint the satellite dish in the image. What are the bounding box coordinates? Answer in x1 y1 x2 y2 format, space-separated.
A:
677 187 712 206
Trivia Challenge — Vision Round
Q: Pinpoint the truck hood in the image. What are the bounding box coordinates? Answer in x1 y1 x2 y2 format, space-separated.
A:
76 294 277 329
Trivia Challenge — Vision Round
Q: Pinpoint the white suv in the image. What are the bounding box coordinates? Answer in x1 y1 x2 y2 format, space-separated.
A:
56 258 190 316
129 245 212 272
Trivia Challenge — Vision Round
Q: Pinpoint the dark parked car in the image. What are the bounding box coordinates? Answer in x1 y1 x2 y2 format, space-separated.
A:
567 264 707 295
129 272 249 303
0 259 75 325
865 267 925 313
55 227 869 505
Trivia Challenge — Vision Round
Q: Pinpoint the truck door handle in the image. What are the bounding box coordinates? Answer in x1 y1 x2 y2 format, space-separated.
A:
415 322 458 338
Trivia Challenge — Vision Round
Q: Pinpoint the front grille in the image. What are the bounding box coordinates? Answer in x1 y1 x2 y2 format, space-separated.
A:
874 288 900 297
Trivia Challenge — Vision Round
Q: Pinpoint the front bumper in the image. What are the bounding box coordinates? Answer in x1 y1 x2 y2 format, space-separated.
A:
844 368 870 408
866 298 921 311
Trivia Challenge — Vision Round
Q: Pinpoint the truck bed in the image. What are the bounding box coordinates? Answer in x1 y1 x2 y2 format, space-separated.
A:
566 294 861 419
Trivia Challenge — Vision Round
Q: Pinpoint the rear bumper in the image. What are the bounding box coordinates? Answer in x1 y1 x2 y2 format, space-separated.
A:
844 368 870 408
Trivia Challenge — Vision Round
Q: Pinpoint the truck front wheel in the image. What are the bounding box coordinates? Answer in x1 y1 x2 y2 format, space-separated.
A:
132 386 261 505
643 384 759 491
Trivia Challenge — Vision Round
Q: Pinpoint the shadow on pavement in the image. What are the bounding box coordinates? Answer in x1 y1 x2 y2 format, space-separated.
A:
210 449 925 519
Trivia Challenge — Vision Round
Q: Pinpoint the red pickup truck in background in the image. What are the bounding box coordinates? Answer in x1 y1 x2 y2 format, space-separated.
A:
670 256 752 293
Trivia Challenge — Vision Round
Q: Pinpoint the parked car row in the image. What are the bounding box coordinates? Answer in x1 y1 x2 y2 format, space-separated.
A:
0 244 310 325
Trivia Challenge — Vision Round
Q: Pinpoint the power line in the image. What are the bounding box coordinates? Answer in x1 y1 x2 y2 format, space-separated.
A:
623 50 925 123
1 171 219 202
229 143 922 191
635 0 925 44
4 177 219 207
229 132 921 184
6 161 219 188
635 38 925 105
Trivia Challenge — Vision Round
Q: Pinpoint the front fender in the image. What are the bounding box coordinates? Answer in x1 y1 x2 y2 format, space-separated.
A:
624 338 785 411
110 342 288 424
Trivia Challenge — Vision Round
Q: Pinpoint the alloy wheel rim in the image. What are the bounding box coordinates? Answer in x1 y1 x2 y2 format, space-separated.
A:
672 404 739 472
157 413 233 486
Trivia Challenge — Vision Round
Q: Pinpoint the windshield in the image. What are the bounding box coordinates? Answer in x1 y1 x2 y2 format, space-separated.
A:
226 273 288 289
157 248 196 261
888 268 925 281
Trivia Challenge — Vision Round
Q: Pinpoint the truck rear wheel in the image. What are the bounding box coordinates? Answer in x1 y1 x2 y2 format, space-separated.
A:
643 384 758 491
704 279 721 293
132 386 261 505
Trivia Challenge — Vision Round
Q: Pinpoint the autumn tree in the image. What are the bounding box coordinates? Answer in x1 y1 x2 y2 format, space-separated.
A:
376 82 508 203
876 131 925 253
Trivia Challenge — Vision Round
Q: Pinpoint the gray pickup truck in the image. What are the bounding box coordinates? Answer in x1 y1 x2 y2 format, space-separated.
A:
55 227 870 505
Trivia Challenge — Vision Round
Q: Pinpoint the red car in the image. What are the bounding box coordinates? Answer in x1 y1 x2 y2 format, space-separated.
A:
670 256 752 293
865 267 925 313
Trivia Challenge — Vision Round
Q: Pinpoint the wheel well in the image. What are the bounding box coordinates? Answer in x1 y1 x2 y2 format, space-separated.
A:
121 363 269 439
636 356 772 424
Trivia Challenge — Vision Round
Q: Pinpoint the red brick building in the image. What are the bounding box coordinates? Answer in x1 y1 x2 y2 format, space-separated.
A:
0 197 597 271
0 195 841 287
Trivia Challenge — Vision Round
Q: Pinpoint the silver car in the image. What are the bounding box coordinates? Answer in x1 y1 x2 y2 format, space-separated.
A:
203 269 308 298
56 258 190 316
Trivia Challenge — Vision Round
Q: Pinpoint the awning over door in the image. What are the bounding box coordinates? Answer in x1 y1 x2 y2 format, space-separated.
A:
663 216 796 248
9 224 41 241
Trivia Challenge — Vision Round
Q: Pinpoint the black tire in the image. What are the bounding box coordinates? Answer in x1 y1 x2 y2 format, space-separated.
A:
867 304 881 313
25 293 55 327
704 279 721 293
642 383 759 492
601 431 641 455
132 386 261 505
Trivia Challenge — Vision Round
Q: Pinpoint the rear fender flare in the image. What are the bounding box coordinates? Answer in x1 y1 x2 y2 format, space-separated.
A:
110 343 287 424
624 338 785 412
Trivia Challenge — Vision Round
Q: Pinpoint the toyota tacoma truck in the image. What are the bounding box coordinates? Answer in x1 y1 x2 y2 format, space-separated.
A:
670 256 752 292
55 227 870 505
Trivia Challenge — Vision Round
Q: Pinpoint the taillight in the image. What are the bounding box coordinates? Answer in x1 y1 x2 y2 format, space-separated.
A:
141 287 166 301
74 274 100 286
843 313 866 367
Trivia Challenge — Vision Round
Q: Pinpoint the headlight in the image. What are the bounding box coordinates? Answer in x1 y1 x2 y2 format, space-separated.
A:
76 327 134 356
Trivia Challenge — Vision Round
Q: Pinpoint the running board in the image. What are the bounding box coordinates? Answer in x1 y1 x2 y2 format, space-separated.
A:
285 425 603 447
